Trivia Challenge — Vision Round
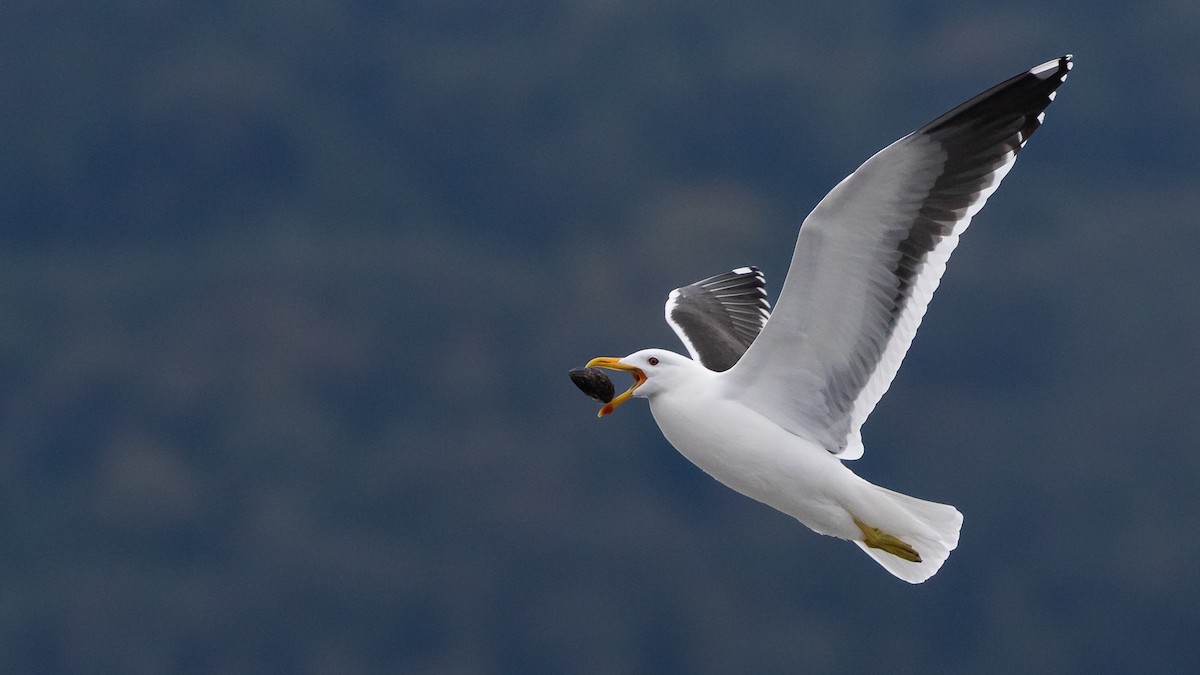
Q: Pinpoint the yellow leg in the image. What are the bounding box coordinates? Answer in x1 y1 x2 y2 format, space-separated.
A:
853 516 922 563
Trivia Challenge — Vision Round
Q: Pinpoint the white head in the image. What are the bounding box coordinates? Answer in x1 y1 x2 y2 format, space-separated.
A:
585 348 698 417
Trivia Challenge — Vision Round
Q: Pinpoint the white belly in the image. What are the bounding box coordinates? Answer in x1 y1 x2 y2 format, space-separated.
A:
647 388 862 539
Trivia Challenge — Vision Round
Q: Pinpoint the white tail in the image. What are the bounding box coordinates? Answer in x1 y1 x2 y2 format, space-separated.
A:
853 484 963 583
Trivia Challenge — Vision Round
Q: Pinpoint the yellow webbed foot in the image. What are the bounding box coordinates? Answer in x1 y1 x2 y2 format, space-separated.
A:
854 516 922 563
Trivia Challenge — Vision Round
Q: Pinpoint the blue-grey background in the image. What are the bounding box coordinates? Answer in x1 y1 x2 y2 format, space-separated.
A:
2 2 1198 672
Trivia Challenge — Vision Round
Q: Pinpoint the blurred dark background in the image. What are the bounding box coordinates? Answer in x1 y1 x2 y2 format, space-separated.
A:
2 1 1198 672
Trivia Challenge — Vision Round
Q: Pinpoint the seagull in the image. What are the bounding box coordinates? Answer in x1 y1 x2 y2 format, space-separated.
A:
583 55 1072 583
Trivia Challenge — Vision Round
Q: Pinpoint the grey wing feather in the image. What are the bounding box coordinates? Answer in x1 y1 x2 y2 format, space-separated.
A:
665 267 771 372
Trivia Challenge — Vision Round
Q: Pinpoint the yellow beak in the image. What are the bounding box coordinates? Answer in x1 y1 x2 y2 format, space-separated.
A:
585 357 648 418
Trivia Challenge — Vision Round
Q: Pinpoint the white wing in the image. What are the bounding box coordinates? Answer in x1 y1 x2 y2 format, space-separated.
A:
725 56 1072 459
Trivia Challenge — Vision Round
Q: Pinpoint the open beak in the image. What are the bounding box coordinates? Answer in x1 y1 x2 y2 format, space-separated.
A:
585 357 647 418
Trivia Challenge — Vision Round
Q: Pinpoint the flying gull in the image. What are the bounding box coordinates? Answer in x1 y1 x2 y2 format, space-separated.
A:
581 55 1072 583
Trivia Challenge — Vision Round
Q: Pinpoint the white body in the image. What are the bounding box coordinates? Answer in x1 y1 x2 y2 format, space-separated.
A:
643 357 961 584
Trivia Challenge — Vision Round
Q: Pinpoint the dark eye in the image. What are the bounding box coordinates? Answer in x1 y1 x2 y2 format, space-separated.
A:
648 356 660 366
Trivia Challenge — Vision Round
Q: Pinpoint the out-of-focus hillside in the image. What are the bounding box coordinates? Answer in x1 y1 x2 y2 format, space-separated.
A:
2 2 1199 672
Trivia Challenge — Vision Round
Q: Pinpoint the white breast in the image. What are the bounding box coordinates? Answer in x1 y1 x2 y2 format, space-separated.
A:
646 384 858 538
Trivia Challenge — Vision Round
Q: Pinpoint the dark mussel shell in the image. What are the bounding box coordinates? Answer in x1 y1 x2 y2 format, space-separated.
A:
569 367 615 403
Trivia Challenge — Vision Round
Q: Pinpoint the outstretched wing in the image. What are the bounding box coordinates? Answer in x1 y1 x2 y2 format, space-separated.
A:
725 55 1072 459
665 266 771 372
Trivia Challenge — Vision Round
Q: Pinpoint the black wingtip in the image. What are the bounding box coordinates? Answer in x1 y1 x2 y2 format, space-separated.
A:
920 54 1072 141
1030 55 1073 81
